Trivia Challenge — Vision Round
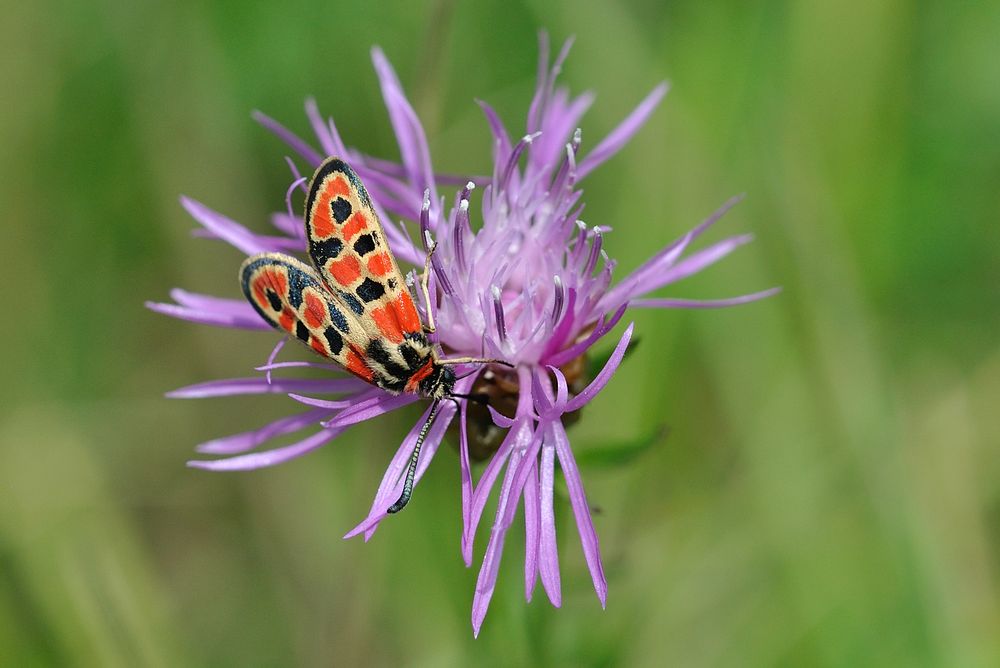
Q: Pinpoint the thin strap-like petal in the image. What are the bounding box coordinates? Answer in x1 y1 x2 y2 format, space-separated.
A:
145 299 270 331
463 365 534 563
631 287 781 309
371 47 438 208
550 419 606 607
195 408 328 455
543 303 627 367
187 427 342 471
523 461 540 601
599 195 744 311
167 376 364 399
577 82 669 179
252 110 323 167
471 426 543 636
180 196 274 256
538 439 561 606
322 391 419 428
564 322 634 413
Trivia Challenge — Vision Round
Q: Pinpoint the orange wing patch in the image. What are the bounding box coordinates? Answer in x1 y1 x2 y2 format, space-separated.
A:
328 255 361 285
303 290 328 328
367 252 393 277
340 210 369 243
391 292 422 335
345 345 375 382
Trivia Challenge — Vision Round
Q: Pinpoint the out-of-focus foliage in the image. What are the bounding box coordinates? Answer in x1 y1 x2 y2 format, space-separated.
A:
2 1 998 665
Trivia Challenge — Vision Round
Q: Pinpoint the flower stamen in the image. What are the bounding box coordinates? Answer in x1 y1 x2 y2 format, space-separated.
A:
551 275 564 326
491 285 507 343
501 132 542 194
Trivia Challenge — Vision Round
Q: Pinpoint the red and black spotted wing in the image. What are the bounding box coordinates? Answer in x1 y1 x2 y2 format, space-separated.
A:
239 253 380 384
303 157 428 350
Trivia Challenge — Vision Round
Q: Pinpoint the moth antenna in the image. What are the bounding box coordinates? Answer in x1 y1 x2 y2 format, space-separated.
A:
437 356 514 368
387 399 443 514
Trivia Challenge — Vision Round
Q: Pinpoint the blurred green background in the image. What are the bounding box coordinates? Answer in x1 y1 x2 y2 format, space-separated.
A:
3 0 999 665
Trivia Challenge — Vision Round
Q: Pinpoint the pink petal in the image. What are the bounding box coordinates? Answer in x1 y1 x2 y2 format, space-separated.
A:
145 300 269 330
538 440 561 606
564 322 634 413
543 303 627 367
523 459 540 601
304 97 338 156
463 365 534 564
252 110 323 167
471 427 543 636
321 391 419 428
187 427 342 471
459 401 474 546
195 408 327 455
180 196 273 256
287 393 359 410
550 420 606 607
599 195 745 312
577 82 669 179
631 287 782 309
167 376 364 399
370 47 437 207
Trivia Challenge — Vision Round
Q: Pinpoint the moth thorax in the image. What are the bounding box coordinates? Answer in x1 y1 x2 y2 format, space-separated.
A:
419 363 456 400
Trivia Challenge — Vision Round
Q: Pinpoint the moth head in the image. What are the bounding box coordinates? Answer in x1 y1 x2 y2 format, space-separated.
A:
420 363 456 400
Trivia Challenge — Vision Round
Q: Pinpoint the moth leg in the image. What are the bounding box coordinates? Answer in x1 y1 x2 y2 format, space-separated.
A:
420 241 438 334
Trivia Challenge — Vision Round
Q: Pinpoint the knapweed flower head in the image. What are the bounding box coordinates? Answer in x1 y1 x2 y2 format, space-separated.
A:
148 34 777 635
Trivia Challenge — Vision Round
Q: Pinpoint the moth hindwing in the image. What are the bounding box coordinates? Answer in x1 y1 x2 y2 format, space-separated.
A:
239 157 439 395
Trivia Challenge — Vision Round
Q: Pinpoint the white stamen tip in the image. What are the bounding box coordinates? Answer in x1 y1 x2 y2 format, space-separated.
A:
491 285 502 300
466 181 476 191
422 189 431 210
576 220 587 230
553 275 563 288
600 250 610 261
423 230 434 248
573 128 582 143
459 199 469 212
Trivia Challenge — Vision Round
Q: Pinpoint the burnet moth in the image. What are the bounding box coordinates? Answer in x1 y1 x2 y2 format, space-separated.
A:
240 157 507 512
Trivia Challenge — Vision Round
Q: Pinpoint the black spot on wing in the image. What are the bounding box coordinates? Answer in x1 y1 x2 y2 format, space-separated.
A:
323 327 344 355
265 289 282 312
295 321 310 342
310 237 343 266
353 233 376 256
331 197 352 224
387 277 398 290
356 278 385 303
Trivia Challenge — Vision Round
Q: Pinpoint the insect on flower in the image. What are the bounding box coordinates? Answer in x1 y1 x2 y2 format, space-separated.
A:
240 156 508 513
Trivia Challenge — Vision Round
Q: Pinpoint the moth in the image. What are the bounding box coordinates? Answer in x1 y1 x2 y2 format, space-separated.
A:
240 157 504 513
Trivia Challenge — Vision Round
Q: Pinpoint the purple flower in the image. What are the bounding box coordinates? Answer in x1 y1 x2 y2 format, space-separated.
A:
148 33 777 635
